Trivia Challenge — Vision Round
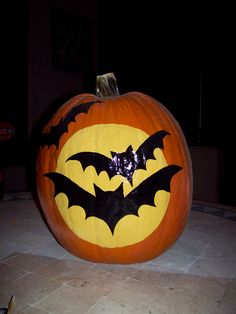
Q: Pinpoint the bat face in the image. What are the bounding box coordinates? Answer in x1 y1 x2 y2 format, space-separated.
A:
48 123 180 248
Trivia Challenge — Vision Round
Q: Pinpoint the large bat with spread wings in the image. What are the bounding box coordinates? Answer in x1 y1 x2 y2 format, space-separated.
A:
67 130 170 185
45 164 182 234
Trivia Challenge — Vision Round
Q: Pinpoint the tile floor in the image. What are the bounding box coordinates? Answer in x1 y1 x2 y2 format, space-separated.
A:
0 193 236 314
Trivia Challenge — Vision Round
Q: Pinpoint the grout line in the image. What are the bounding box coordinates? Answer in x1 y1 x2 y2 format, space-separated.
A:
183 242 211 274
15 270 33 281
29 284 65 308
85 276 130 313
22 304 52 314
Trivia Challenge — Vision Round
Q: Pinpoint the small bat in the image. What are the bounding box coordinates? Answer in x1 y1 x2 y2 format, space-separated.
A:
40 100 101 148
67 130 170 185
45 164 182 234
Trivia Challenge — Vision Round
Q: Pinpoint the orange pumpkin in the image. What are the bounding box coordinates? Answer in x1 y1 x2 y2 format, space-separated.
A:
36 73 192 264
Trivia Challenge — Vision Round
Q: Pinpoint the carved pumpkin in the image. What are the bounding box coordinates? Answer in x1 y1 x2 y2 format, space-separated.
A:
36 73 192 264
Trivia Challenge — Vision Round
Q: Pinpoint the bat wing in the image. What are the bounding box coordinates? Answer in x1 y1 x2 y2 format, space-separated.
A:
135 130 170 170
67 152 115 179
124 164 182 214
40 101 100 148
44 172 96 210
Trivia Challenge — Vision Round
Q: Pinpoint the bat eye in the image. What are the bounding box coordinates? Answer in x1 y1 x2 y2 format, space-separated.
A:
123 157 130 164
126 163 133 171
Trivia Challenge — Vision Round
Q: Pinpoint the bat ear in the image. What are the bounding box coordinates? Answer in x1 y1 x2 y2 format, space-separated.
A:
111 151 117 159
112 182 124 196
94 183 124 196
161 130 170 138
126 145 134 154
117 182 124 194
159 130 170 148
94 184 104 197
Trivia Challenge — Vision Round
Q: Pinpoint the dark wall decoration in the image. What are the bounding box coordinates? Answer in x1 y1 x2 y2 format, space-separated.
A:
50 7 92 72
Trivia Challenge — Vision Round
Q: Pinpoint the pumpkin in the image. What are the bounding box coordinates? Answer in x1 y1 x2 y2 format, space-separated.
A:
36 73 192 264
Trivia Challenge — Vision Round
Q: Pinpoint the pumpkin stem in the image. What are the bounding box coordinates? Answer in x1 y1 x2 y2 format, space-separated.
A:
96 72 120 97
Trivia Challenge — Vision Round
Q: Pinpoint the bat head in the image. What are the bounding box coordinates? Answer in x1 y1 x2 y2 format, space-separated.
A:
110 145 138 181
94 182 124 200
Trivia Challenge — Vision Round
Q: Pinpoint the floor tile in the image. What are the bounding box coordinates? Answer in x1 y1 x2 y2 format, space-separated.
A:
0 261 27 285
28 239 68 259
35 285 103 314
202 239 236 262
22 306 50 314
68 266 129 296
0 272 61 313
0 242 28 260
176 274 229 300
144 249 198 272
170 236 209 256
34 258 92 284
3 252 55 272
215 279 236 314
187 257 236 279
130 268 182 289
157 285 222 314
88 278 168 314
6 232 54 252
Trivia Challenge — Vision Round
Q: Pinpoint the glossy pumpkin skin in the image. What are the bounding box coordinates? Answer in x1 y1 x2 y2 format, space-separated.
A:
37 91 192 264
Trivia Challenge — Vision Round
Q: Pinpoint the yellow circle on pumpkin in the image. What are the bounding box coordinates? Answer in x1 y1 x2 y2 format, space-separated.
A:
55 124 170 248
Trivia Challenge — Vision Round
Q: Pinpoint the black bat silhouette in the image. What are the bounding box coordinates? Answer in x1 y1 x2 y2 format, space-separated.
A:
67 130 170 185
45 164 182 234
40 100 101 148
